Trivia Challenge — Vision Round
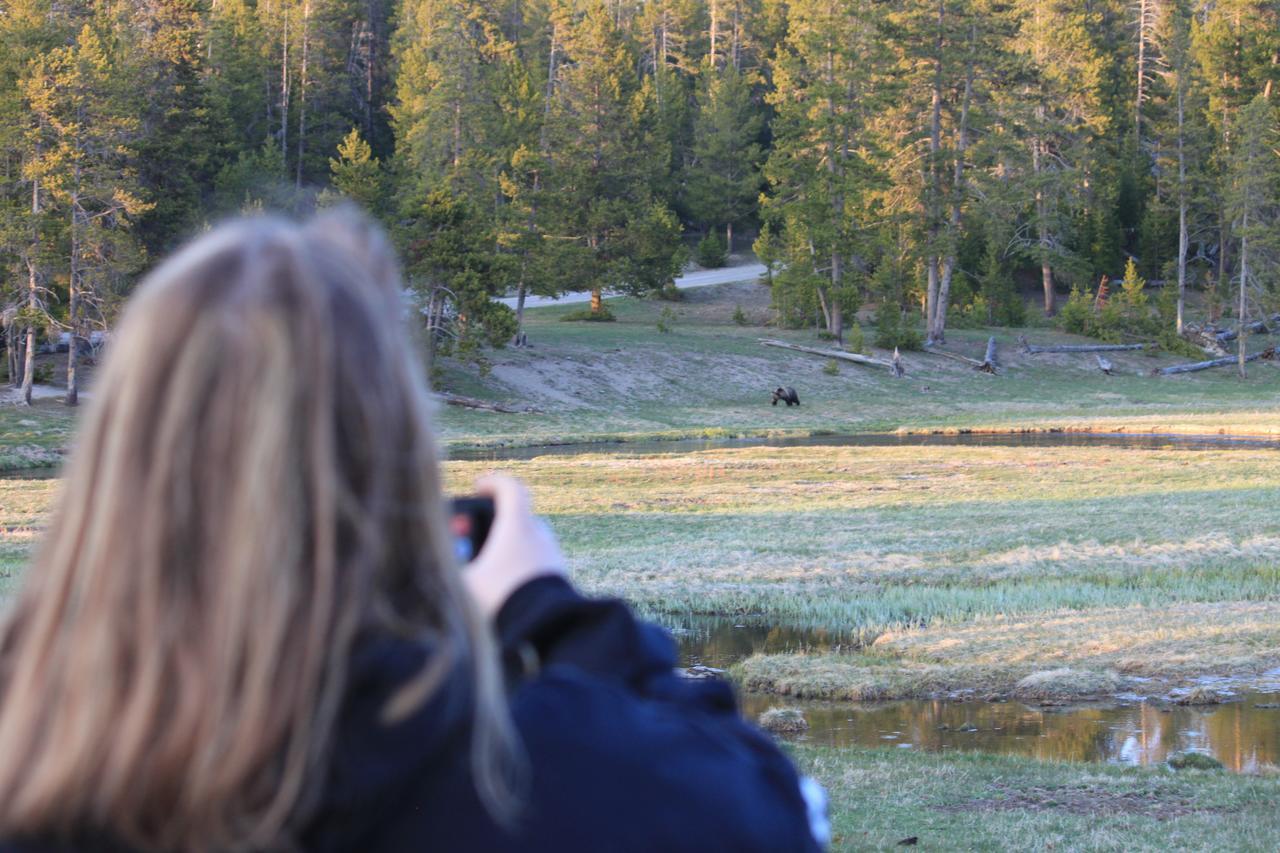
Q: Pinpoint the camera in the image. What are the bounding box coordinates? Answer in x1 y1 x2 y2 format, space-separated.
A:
448 496 494 564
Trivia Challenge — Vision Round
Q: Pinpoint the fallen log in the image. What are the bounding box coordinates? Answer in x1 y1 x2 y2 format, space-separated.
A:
1209 313 1280 344
440 393 541 414
924 347 984 368
1017 335 1147 354
759 338 900 372
923 336 1000 374
1180 326 1229 357
1152 347 1276 376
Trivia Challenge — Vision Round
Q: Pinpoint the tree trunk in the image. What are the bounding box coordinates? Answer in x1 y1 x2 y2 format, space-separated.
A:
829 251 843 344
1041 261 1055 316
726 222 733 255
1238 225 1248 379
21 173 38 406
935 25 976 347
423 289 440 375
590 287 602 314
1155 348 1274 375
1175 73 1187 334
1135 0 1150 150
280 8 289 158
759 338 895 370
1032 130 1055 315
6 325 18 388
514 276 528 344
20 323 34 406
295 0 310 189
923 1 944 344
925 259 940 345
709 0 718 69
66 208 79 407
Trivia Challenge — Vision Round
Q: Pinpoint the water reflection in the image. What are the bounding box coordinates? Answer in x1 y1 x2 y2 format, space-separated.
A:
671 620 1280 772
735 695 1280 772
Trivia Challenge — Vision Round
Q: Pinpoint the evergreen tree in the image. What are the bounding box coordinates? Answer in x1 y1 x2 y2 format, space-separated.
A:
0 0 65 400
761 0 884 343
321 128 385 213
1006 0 1112 315
538 0 683 313
24 19 152 405
1224 94 1280 377
127 0 214 253
685 64 762 253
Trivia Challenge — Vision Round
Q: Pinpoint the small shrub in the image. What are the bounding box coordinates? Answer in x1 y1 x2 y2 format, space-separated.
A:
656 305 677 334
657 282 683 302
758 707 809 735
1157 331 1205 359
732 305 748 326
844 322 866 354
816 330 837 341
1056 285 1093 335
32 363 53 384
1168 751 1224 771
559 306 616 322
696 232 727 268
822 359 839 375
874 308 923 351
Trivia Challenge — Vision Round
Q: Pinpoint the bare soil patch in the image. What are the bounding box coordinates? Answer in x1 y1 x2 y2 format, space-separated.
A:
942 782 1236 820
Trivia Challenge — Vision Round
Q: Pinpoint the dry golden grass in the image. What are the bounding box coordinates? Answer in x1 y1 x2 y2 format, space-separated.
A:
738 600 1280 700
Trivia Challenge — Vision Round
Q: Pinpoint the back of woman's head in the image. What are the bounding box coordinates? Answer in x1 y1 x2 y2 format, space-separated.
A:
0 210 514 850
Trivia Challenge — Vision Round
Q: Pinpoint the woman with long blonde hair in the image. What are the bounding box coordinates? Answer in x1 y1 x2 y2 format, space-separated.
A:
0 211 821 852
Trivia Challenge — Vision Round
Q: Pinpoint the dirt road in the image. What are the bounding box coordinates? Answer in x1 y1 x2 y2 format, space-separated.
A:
496 262 767 310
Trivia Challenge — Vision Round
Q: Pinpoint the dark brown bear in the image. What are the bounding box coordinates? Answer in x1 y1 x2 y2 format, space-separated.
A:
771 387 800 407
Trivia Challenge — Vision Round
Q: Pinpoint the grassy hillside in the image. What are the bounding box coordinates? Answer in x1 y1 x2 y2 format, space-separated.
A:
436 280 1280 448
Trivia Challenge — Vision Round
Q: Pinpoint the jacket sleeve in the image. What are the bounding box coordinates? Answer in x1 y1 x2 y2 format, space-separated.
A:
494 576 823 853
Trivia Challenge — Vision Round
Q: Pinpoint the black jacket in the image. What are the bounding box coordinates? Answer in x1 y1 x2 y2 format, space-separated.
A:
2 578 821 852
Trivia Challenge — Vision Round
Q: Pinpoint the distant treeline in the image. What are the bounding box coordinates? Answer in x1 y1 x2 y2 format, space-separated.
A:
1 0 1278 379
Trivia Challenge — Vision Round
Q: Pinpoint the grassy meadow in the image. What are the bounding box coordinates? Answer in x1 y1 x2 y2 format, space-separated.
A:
5 280 1280 849
440 441 1280 702
433 279 1280 449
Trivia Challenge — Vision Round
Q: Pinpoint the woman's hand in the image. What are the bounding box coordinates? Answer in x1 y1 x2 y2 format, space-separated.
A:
461 473 566 619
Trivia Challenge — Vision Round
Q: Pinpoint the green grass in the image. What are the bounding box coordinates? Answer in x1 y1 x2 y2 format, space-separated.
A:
439 442 1280 699
434 280 1280 449
0 401 75 471
795 743 1280 851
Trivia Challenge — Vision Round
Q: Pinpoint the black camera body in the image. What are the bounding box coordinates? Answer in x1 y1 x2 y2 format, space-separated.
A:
448 496 495 564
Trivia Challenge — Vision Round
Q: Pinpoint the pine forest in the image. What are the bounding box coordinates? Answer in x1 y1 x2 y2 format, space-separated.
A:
1 0 1278 400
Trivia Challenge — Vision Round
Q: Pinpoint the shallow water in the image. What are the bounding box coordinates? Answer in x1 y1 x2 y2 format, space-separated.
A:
449 430 1280 461
670 620 1280 771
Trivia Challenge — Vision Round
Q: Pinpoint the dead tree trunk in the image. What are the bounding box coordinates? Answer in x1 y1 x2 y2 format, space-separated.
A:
1154 347 1275 376
759 338 899 371
979 336 998 373
441 393 540 414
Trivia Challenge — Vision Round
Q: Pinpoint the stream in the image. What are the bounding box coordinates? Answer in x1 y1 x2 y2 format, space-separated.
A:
670 619 1280 772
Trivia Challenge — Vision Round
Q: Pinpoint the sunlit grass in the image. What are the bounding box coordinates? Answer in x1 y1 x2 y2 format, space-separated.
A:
440 442 1280 698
